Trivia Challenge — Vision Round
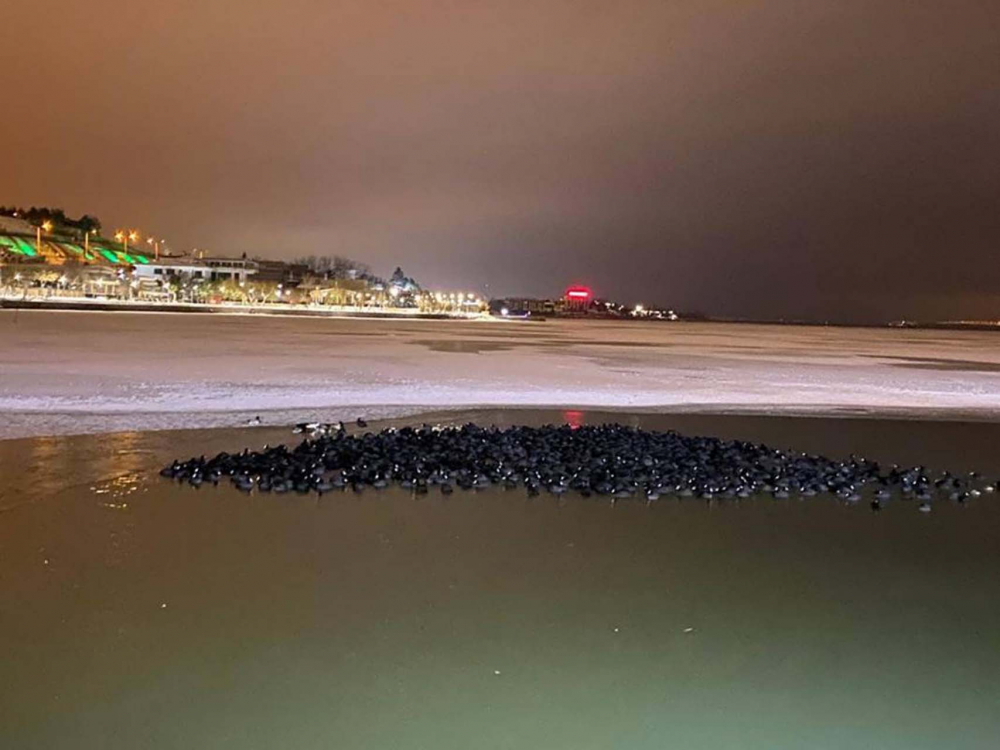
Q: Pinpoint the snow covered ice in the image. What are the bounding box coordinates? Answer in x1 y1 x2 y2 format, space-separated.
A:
2 310 999 439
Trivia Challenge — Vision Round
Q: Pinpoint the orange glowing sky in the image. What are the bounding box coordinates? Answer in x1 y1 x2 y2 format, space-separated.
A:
2 1 999 322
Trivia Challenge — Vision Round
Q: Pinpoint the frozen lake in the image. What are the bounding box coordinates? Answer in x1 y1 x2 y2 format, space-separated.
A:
2 310 1000 439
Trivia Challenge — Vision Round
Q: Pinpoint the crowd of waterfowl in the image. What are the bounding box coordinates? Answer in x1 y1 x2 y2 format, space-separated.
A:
160 421 997 512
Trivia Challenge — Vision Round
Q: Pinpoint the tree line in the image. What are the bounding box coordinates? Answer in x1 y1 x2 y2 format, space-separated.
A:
0 206 103 235
293 255 422 291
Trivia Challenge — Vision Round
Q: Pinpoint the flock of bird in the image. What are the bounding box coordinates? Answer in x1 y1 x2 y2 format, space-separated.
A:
243 417 365 432
160 421 997 512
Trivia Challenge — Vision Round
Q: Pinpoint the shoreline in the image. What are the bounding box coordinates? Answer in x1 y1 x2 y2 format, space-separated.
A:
4 402 1000 443
4 296 1000 332
0 295 488 321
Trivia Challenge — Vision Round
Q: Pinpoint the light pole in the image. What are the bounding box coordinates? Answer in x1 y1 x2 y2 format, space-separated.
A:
114 229 140 256
146 236 164 261
84 229 97 257
36 220 53 254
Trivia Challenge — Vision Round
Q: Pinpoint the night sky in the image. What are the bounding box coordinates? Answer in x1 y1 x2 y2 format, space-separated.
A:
2 1 998 323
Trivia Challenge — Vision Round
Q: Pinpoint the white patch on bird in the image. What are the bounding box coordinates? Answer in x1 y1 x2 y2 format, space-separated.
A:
683 627 695 633
494 670 501 675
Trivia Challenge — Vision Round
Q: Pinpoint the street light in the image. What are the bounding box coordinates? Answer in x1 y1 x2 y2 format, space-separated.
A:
114 229 140 255
146 236 164 261
84 229 97 257
36 220 53 254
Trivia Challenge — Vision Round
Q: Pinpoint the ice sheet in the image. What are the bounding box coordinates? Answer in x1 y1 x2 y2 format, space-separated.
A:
2 310 999 438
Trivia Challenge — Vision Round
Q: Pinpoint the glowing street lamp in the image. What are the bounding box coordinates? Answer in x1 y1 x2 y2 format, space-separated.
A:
36 220 53 254
114 229 140 255
84 228 97 257
146 236 164 261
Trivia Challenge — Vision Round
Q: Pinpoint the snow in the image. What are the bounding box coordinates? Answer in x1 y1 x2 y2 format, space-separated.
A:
2 309 999 439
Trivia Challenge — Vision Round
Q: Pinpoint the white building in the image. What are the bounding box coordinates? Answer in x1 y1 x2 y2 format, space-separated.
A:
132 256 257 282
131 258 211 282
201 256 258 283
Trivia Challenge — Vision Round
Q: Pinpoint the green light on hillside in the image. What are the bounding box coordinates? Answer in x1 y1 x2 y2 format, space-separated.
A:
0 236 24 254
13 238 37 256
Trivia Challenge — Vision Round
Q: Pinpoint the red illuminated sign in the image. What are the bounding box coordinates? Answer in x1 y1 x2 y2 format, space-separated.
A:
565 286 592 301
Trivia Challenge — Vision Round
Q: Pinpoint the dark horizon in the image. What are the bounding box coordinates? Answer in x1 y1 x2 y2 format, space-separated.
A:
2 1 998 324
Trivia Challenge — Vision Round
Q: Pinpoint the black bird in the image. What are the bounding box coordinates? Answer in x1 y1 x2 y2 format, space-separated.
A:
160 422 985 515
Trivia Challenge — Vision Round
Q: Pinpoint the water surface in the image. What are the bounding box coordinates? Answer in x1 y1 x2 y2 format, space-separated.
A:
2 411 999 749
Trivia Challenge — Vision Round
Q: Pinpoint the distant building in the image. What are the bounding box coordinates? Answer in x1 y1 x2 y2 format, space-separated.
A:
488 297 557 316
564 285 593 312
132 258 210 281
200 255 258 283
254 258 309 287
489 286 678 321
490 287 595 316
79 265 125 298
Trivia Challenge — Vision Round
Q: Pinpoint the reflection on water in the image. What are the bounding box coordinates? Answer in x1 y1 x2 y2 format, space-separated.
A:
94 431 150 489
4 431 151 507
2 411 1000 749
91 471 145 507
